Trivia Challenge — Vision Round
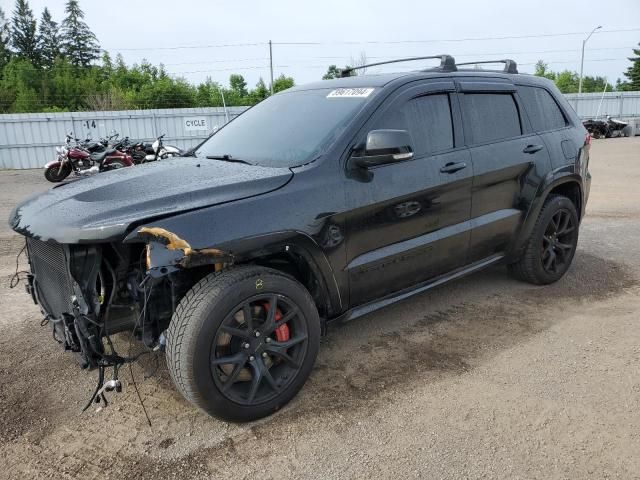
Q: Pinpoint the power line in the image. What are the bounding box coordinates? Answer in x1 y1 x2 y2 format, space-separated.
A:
165 57 631 75
102 28 640 52
106 42 266 52
271 28 640 46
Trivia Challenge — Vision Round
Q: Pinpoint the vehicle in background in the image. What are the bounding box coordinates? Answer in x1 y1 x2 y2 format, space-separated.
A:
583 115 630 139
44 133 134 182
127 134 185 163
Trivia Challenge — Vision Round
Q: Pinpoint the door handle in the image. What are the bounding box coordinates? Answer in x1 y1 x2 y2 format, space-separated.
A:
523 144 544 154
440 161 467 174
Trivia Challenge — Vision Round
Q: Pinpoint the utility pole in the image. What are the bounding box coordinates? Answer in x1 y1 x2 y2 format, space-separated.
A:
579 25 602 94
269 40 274 95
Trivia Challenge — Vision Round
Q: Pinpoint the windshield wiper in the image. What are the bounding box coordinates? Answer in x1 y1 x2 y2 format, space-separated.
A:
205 154 253 165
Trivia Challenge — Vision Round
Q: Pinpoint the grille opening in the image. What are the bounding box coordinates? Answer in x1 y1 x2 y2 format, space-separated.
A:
27 238 74 319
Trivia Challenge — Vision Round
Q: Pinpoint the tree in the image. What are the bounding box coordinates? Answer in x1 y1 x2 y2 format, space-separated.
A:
229 74 248 97
533 59 611 93
248 78 269 104
272 74 294 93
10 0 39 63
622 43 640 91
0 7 11 70
37 8 59 68
534 60 554 80
60 0 100 67
323 65 342 80
554 71 579 93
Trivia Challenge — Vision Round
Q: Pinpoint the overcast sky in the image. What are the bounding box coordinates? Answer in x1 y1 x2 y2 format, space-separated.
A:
5 0 640 89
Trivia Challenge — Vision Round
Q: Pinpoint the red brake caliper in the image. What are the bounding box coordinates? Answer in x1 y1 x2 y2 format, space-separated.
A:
262 302 290 342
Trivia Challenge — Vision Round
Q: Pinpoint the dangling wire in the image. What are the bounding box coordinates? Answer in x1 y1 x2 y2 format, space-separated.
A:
81 274 155 424
9 244 29 289
127 278 154 427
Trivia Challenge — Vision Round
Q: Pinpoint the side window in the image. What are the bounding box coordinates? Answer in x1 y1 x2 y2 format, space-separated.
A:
517 85 568 132
376 93 454 157
403 94 454 156
463 93 522 144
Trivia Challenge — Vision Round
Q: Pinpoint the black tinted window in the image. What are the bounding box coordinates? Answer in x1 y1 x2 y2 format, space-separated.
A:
463 93 522 144
517 85 568 131
377 93 453 156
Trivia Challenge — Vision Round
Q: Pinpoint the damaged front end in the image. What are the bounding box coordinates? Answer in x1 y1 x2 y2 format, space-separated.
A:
22 226 233 407
137 226 233 273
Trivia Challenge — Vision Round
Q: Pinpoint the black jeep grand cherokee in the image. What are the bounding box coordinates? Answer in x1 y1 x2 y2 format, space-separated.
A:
9 56 590 422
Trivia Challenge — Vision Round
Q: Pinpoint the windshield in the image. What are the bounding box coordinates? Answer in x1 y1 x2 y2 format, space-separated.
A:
195 87 375 167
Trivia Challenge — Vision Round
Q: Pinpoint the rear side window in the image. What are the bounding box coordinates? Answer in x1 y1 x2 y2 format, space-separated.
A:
517 85 568 131
463 93 522 144
377 93 454 156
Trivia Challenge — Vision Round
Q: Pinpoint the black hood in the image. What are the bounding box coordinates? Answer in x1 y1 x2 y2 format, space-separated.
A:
9 157 293 243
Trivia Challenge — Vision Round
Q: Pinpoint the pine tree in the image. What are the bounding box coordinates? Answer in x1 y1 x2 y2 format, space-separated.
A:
10 0 39 63
0 7 12 69
622 43 640 91
37 7 59 68
60 0 100 67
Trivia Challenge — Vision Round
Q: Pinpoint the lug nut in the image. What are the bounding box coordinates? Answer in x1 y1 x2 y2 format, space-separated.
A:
265 337 271 343
243 343 250 349
262 352 268 358
249 355 255 361
254 331 261 337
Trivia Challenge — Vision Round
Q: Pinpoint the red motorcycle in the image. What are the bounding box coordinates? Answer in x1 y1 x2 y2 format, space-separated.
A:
44 134 134 183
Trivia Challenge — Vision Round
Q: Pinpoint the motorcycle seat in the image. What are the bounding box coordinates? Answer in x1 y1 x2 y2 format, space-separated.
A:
90 149 116 162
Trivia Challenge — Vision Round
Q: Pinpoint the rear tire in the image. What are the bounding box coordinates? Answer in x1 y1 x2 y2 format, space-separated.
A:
166 266 320 422
44 163 71 182
508 195 579 285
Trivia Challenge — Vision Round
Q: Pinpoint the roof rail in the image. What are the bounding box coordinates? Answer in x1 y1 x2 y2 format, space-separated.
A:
339 55 457 77
455 59 518 74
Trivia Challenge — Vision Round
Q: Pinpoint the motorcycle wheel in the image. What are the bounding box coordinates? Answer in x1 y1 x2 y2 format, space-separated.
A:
44 163 72 183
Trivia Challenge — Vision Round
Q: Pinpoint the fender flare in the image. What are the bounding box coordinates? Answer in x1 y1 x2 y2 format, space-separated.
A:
508 171 584 260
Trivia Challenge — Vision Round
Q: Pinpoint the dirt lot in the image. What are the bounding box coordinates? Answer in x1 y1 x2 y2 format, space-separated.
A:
1 138 639 479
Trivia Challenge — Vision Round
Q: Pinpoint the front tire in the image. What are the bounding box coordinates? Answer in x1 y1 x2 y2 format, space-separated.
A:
166 266 320 422
44 163 71 182
509 195 579 285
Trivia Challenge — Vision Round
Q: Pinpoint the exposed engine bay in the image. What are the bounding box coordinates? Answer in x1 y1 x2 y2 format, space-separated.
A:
22 237 195 409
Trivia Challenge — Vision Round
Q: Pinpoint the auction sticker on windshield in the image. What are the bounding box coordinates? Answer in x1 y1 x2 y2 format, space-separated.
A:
327 88 374 98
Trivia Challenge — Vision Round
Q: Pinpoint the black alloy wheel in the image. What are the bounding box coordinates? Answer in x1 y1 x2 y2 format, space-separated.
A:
508 194 580 285
166 266 320 422
540 208 577 274
210 293 308 406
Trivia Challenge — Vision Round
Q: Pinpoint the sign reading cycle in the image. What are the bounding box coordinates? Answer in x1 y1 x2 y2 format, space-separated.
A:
183 117 208 131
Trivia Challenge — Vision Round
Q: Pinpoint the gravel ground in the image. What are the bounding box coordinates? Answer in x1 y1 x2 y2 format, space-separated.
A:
0 138 639 479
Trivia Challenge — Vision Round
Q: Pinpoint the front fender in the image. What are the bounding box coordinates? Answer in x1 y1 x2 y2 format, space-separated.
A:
125 226 343 317
44 160 62 169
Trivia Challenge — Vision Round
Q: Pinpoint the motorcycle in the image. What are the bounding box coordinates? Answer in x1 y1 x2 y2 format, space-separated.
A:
44 133 134 183
583 116 630 139
125 134 183 164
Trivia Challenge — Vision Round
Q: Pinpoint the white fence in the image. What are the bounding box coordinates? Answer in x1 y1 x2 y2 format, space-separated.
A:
564 91 640 120
0 107 248 169
1 92 639 169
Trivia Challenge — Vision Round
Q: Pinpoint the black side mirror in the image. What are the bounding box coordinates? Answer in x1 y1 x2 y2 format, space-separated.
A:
351 129 414 169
